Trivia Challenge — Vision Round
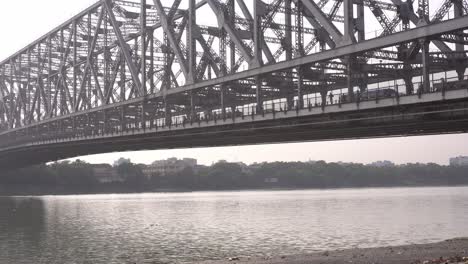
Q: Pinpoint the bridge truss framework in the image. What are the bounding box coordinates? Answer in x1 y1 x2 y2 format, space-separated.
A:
1 0 468 166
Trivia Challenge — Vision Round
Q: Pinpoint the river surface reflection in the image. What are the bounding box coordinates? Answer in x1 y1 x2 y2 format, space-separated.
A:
1 187 468 264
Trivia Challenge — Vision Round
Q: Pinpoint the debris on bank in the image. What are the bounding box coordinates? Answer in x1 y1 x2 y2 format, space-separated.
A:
412 256 468 264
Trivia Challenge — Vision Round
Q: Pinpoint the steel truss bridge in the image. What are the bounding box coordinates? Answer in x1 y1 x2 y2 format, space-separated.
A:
1 0 468 168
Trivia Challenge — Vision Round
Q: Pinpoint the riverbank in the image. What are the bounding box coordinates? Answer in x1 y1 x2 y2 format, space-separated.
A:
197 238 468 264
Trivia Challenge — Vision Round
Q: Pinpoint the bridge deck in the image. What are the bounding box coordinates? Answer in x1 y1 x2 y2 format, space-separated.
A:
1 0 468 168
1 83 468 168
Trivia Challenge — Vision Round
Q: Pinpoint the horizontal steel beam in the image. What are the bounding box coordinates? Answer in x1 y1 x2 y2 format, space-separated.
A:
2 90 468 168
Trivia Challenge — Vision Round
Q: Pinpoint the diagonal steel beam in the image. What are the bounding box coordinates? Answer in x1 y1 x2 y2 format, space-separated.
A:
157 15 468 97
90 63 105 103
391 0 452 52
238 0 275 64
50 29 75 117
75 7 104 111
196 33 221 77
432 0 453 23
106 53 122 104
0 79 12 127
103 0 143 96
153 0 189 80
299 0 344 45
207 0 254 66
160 15 188 90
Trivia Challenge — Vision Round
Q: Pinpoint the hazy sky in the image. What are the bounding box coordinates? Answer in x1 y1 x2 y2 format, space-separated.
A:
0 0 467 165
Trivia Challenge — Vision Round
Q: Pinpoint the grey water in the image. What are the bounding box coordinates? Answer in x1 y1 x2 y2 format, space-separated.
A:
1 186 468 264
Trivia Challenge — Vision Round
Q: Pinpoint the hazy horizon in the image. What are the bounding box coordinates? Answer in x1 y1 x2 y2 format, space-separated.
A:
1 0 467 166
71 145 465 166
64 133 468 166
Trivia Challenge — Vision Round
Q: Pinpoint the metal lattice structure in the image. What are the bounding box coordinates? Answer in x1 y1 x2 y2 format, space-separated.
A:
1 0 468 168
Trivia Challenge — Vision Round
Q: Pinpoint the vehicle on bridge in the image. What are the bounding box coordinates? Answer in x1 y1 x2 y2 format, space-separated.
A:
360 88 399 100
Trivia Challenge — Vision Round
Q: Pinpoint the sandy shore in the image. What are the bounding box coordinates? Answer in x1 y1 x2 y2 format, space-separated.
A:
196 238 468 264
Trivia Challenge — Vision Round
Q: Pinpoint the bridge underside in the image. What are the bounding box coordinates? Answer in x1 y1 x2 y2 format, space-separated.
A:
1 91 468 169
1 0 468 168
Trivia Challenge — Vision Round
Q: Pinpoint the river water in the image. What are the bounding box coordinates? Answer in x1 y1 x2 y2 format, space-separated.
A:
1 187 468 264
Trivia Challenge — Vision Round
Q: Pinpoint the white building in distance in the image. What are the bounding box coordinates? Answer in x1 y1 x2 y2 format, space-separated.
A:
143 158 197 178
369 160 395 167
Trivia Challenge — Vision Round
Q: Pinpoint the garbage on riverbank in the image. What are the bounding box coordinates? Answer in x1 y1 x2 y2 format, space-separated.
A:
411 256 468 264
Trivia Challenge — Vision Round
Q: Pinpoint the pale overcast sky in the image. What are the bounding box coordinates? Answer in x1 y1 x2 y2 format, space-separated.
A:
0 0 467 165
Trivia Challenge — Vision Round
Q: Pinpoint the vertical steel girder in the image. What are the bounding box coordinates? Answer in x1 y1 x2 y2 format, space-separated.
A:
141 0 147 96
343 0 356 44
188 0 197 83
418 0 429 23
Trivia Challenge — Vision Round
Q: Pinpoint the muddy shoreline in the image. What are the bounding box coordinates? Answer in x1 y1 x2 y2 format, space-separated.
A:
196 238 468 264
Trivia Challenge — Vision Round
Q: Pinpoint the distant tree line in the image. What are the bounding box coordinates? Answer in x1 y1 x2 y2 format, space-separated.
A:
0 160 467 195
0 160 145 195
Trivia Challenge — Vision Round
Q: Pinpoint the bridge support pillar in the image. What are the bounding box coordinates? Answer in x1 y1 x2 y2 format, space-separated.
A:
165 97 172 127
358 72 368 93
347 56 355 102
190 91 196 122
187 0 197 83
228 0 235 72
403 64 414 94
285 79 294 110
285 0 294 110
297 66 304 109
342 0 356 45
403 75 414 95
221 85 227 119
285 0 292 60
454 0 466 80
295 1 304 56
121 106 126 132
253 0 264 68
141 0 147 96
356 2 366 96
320 90 327 109
420 38 431 93
149 30 155 93
256 75 263 113
141 101 146 130
356 1 365 42
103 110 107 134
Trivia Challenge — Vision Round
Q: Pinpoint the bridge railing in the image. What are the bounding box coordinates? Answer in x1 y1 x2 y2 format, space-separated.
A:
1 74 468 151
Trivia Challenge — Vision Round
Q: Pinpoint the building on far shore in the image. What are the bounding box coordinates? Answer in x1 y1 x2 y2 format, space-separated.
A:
369 160 395 167
142 158 197 178
91 164 123 183
449 156 468 166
